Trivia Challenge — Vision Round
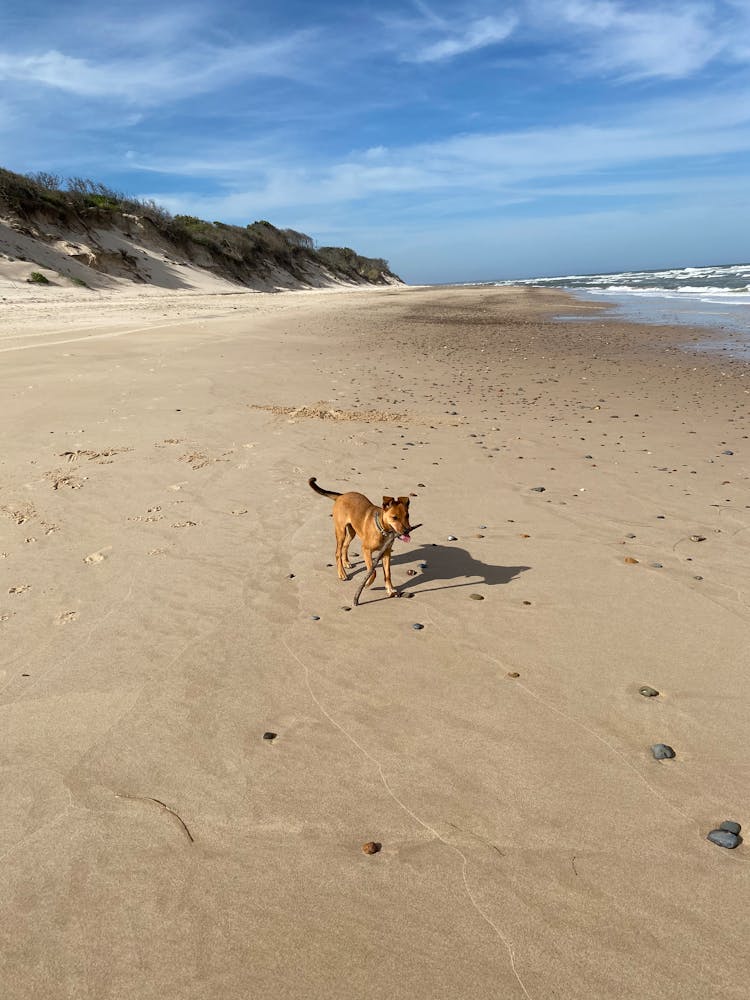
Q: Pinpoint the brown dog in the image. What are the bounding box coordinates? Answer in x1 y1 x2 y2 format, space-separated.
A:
309 477 413 598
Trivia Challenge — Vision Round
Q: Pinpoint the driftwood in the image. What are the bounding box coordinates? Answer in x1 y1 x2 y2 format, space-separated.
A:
352 523 423 607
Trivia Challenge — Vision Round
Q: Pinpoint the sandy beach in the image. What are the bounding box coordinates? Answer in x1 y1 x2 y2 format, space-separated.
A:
1 282 749 999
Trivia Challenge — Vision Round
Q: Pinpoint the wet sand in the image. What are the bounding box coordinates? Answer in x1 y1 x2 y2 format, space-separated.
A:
1 284 749 999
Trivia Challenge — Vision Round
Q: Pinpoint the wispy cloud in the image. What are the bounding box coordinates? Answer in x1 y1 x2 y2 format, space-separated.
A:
382 3 518 64
134 85 750 223
408 14 518 62
533 0 729 80
0 30 317 105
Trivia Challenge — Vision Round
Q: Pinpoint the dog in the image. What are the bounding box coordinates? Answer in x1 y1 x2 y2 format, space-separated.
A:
309 477 413 599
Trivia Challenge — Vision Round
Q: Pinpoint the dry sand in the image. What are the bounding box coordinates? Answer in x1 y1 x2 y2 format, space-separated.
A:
1 282 749 999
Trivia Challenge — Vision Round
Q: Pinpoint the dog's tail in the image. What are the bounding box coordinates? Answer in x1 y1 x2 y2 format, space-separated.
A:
308 476 342 500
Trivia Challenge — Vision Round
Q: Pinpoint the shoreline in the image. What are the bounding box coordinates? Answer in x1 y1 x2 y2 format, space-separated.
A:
1 284 748 999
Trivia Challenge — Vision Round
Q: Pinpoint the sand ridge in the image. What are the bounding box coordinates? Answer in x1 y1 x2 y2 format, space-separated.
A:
1 284 749 999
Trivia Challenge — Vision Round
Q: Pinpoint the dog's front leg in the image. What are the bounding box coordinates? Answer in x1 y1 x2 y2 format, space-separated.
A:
362 548 377 589
381 546 396 597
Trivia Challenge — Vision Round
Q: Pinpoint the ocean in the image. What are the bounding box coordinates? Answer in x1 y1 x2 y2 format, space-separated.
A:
491 262 750 357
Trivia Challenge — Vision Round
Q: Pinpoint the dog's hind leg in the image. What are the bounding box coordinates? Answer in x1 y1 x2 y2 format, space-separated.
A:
341 523 356 569
335 523 349 580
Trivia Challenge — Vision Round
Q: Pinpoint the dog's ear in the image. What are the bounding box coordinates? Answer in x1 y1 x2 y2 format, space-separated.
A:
382 496 394 509
397 496 410 508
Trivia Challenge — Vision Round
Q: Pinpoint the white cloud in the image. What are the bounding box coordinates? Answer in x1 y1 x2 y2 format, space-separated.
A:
132 85 750 225
534 0 726 79
0 30 316 105
408 15 518 62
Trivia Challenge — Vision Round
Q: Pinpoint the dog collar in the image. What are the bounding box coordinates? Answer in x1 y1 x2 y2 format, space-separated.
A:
375 510 392 536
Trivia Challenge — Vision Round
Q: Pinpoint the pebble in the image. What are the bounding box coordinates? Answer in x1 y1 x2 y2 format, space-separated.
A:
479 525 487 529
707 829 742 849
639 686 660 697
469 593 484 600
263 732 277 741
584 454 593 459
507 671 520 678
447 535 458 541
362 841 381 855
406 569 417 576
531 486 546 492
417 483 426 488
722 450 734 456
288 573 295 578
690 535 706 542
651 743 676 759
625 533 636 539
522 600 532 605
625 556 639 564
694 575 704 581
651 562 663 569
310 615 320 621
341 606 352 611
412 623 424 630
720 820 742 835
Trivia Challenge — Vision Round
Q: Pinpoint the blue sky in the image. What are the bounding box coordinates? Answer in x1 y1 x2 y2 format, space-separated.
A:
1 0 749 283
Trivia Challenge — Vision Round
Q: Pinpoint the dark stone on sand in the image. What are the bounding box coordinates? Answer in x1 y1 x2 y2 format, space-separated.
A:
523 600 532 605
720 821 742 835
639 686 659 697
722 450 734 455
531 486 546 492
418 483 426 487
362 841 381 854
707 829 742 849
341 606 352 611
657 515 666 519
651 562 663 568
584 455 593 459
288 573 295 578
310 615 320 621
419 561 428 568
690 535 706 542
694 575 704 581
263 732 277 741
507 671 520 678
412 623 424 630
469 593 484 600
651 743 676 759
625 533 636 539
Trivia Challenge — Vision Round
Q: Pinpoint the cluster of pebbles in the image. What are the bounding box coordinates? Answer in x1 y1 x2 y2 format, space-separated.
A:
639 685 742 849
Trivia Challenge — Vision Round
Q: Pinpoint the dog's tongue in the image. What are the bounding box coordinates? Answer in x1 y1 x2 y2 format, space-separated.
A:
399 533 411 542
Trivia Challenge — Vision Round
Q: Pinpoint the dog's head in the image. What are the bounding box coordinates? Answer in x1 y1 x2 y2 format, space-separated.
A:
382 495 412 541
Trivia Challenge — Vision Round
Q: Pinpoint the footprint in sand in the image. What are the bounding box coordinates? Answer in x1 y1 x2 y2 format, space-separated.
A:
57 610 78 624
8 584 30 595
84 547 111 564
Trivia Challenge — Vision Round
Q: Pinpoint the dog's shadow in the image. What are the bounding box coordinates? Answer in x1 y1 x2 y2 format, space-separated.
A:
350 543 530 598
